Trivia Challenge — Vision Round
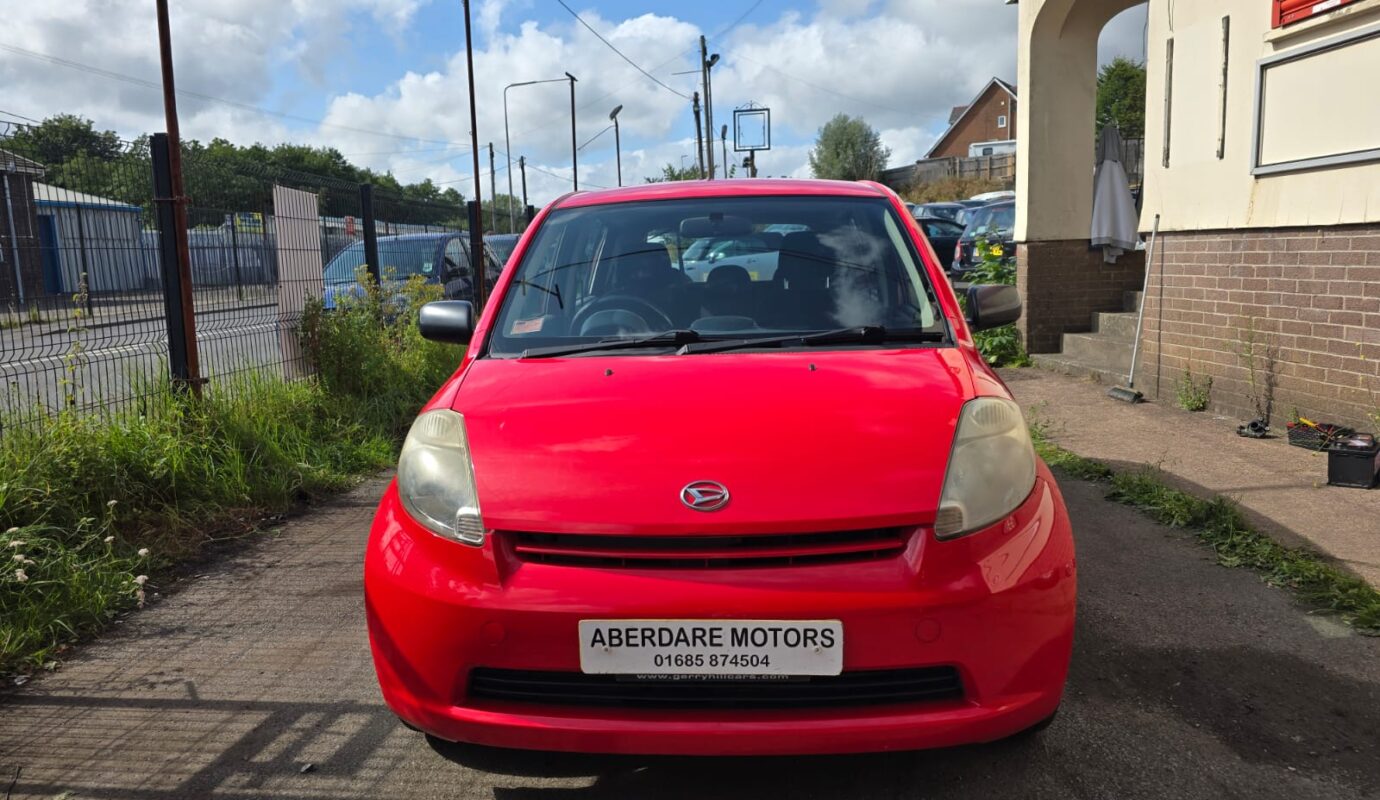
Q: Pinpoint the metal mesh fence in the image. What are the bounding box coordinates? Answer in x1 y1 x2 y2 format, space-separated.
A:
0 121 467 427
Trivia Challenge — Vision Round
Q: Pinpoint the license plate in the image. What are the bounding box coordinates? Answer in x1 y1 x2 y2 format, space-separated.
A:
578 620 843 676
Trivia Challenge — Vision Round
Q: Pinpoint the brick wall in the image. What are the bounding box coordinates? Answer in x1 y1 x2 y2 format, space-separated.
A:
1018 240 1146 354
1136 226 1380 430
929 85 1016 159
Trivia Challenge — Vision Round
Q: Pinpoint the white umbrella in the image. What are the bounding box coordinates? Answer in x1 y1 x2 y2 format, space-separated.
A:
1090 124 1139 264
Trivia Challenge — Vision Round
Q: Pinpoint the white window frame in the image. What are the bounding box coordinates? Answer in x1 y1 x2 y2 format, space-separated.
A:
1251 20 1380 176
997 114 1008 129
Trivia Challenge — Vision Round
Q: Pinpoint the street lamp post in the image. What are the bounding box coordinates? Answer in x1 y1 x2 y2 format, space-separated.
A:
721 124 729 179
504 77 569 233
566 72 578 191
609 105 623 187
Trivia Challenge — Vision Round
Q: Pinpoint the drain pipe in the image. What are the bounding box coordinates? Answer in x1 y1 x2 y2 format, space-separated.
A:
2 173 25 306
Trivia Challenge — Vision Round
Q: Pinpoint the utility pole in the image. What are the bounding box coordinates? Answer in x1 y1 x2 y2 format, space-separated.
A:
700 36 719 181
519 156 528 211
721 124 729 179
462 0 485 308
566 72 579 191
487 142 497 232
692 92 705 178
154 0 201 396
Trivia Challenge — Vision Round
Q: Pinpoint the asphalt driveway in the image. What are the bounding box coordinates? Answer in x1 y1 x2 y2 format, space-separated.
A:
0 473 1376 799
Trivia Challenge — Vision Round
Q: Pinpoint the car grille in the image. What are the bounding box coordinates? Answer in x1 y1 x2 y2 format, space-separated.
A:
506 528 910 569
468 667 964 709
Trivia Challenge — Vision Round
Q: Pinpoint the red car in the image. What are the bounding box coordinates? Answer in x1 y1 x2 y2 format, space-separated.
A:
365 179 1076 756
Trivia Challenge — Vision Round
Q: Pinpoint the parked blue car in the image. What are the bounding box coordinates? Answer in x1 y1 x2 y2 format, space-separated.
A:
322 233 501 310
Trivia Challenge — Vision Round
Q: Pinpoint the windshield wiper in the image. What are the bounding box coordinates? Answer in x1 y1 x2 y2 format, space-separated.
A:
677 326 944 355
521 329 703 359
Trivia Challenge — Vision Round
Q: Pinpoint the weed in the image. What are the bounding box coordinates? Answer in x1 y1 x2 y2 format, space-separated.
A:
1175 363 1212 412
962 238 1030 368
0 273 462 674
1030 426 1380 633
1236 317 1278 425
904 177 1007 205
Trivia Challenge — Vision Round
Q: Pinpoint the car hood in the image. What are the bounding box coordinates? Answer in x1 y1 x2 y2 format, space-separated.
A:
454 348 974 534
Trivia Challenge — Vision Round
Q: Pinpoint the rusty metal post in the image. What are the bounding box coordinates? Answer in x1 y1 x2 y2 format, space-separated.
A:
155 0 202 395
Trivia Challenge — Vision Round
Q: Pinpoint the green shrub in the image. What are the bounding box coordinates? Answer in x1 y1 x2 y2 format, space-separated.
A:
0 273 463 674
962 238 1030 368
1175 364 1213 412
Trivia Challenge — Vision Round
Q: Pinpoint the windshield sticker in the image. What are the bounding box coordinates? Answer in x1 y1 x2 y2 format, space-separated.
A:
422 261 434 274
511 317 545 335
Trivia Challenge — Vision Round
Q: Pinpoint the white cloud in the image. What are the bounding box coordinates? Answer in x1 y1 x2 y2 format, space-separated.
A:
0 0 432 145
1 0 1152 206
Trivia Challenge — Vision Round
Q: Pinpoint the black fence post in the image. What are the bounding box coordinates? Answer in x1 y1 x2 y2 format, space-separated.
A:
73 203 94 317
359 183 380 286
228 214 244 301
150 133 193 388
467 200 485 309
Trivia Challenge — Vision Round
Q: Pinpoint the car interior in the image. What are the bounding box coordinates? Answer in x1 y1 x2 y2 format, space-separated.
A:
491 197 943 351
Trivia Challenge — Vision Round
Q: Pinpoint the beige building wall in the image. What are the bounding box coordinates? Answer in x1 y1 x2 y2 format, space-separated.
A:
1141 0 1380 232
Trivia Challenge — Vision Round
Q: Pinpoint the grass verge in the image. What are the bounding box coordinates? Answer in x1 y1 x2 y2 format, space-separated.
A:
1030 425 1380 634
1 275 462 675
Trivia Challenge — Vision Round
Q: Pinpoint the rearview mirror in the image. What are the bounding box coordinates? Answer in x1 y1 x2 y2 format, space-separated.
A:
965 284 1022 331
680 215 753 239
418 300 474 344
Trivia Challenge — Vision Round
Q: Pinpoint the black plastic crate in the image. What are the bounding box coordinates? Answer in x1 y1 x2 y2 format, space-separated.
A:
1287 422 1354 451
1327 441 1379 489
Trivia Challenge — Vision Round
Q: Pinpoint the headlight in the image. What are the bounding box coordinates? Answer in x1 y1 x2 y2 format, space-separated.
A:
397 409 486 546
934 397 1037 539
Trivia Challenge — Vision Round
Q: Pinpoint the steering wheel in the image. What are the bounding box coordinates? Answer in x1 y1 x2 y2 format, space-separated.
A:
569 295 675 337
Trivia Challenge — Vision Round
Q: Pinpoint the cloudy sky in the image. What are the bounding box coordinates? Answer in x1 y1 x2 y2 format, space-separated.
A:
0 0 1147 205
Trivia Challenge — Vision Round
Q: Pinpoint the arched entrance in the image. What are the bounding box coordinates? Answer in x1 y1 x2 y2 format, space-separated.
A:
1015 0 1148 354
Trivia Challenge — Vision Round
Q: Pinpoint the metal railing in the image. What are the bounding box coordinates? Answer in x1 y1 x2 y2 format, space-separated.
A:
0 121 467 428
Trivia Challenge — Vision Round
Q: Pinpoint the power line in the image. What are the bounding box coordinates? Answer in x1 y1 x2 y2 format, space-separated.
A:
0 108 42 123
509 4 767 145
577 124 614 152
555 0 689 100
0 41 473 148
726 50 909 115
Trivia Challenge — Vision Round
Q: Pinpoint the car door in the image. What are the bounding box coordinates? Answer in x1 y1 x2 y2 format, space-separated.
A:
441 237 473 301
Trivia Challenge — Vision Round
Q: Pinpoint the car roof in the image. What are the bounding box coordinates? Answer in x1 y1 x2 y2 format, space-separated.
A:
371 232 458 242
919 202 965 209
555 178 888 209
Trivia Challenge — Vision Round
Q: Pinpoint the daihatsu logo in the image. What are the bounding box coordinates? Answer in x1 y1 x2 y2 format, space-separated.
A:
680 481 730 512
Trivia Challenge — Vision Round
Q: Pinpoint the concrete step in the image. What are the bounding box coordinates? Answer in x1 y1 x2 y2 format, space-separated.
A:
1123 290 1143 313
1031 353 1126 385
1092 311 1141 342
1059 332 1134 376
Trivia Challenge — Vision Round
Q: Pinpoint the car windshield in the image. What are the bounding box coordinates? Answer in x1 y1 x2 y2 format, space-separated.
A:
918 205 963 224
324 238 447 283
487 235 519 265
487 195 947 357
962 205 1015 241
920 219 964 238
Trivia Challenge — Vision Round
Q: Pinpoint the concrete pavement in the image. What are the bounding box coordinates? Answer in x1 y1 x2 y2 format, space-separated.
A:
0 475 1376 799
1001 367 1380 588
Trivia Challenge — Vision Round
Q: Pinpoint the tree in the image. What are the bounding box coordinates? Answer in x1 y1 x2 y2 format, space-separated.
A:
643 162 702 183
5 114 122 166
1096 57 1147 139
808 114 890 182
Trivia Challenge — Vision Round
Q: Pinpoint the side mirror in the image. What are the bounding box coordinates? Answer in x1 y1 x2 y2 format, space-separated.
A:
418 300 475 344
965 284 1022 331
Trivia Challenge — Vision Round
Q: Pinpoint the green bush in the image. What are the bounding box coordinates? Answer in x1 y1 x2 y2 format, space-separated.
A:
0 273 462 674
963 238 1031 367
1175 365 1213 412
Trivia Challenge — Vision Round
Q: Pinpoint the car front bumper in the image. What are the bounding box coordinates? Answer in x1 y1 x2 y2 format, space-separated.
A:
364 462 1076 755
